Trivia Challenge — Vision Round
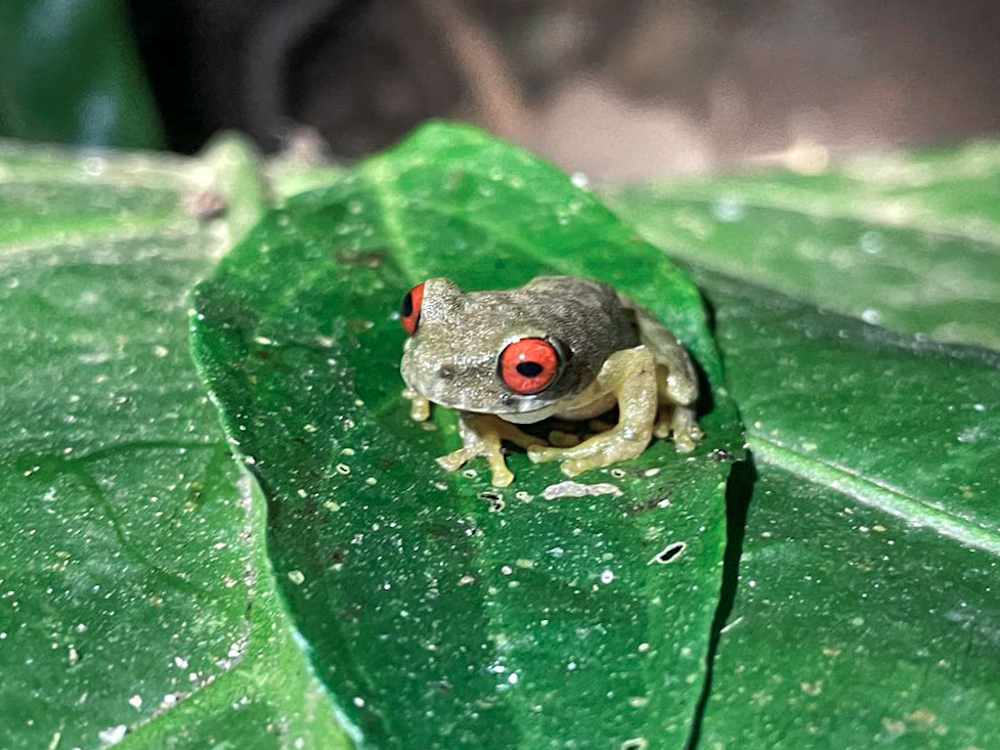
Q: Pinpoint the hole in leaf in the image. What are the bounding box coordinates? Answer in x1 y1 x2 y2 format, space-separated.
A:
651 542 686 564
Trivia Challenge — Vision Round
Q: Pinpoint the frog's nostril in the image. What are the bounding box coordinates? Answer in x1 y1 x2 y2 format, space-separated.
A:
437 364 456 379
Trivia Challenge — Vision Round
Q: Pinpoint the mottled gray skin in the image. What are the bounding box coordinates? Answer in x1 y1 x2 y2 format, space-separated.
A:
401 276 638 422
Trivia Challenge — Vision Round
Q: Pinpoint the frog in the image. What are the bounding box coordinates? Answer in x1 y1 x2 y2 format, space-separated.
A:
398 275 703 487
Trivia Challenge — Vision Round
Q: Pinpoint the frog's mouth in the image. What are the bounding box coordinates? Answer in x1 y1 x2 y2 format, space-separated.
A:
424 387 558 424
403 370 557 424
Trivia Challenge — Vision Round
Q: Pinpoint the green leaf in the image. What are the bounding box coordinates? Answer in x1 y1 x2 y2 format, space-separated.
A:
608 141 1000 351
692 269 1000 748
0 138 347 749
190 122 744 748
0 0 163 149
12 122 996 750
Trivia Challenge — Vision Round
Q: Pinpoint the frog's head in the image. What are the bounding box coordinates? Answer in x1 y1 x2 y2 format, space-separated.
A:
398 278 577 420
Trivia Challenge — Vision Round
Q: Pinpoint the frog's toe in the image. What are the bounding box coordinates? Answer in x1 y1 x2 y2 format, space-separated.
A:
527 445 560 464
559 459 589 477
436 448 470 472
657 405 703 451
673 431 700 453
489 465 515 487
673 421 704 454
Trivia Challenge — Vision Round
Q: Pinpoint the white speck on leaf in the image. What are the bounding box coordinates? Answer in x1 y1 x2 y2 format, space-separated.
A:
542 481 622 500
98 725 127 745
957 426 986 443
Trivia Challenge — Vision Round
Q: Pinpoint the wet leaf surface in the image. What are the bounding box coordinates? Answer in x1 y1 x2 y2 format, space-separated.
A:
691 268 1000 749
7 127 999 750
609 141 1000 350
0 139 347 749
190 123 744 749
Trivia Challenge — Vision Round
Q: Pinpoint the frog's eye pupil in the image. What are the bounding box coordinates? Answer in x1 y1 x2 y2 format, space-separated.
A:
499 338 562 394
516 361 543 378
400 282 425 335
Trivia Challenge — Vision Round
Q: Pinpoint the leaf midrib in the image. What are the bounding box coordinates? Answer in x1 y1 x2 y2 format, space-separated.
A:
750 435 1000 556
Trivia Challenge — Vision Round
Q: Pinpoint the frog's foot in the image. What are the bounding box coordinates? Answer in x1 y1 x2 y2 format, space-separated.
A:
528 427 653 476
437 446 513 487
654 404 704 452
528 348 658 477
437 412 545 487
403 387 431 421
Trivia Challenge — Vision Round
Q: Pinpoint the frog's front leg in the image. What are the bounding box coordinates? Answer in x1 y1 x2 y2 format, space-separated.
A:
528 347 658 477
438 412 545 487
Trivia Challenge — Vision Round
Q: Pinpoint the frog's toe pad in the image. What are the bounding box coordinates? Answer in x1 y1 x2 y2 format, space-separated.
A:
527 446 558 464
489 467 515 487
437 449 470 472
559 459 588 477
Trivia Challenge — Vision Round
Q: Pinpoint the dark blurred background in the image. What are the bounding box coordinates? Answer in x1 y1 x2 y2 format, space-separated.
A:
6 0 1000 182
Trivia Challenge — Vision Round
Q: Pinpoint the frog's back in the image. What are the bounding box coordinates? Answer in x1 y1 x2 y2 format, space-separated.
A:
518 276 637 347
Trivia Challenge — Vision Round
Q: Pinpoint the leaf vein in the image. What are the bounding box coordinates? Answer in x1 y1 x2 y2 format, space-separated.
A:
751 437 1000 555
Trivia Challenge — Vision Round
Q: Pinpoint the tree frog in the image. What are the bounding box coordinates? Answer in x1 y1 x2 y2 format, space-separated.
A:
399 275 703 487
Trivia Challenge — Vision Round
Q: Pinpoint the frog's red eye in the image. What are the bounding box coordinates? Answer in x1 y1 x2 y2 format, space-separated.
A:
499 338 562 394
400 282 425 335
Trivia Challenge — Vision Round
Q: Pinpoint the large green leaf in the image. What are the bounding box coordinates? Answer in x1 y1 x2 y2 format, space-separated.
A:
0 139 347 749
6 125 998 750
691 269 1000 748
189 122 744 748
609 141 1000 351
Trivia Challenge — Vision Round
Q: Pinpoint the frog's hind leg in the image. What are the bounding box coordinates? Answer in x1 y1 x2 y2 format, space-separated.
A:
653 363 703 452
625 299 704 452
528 347 658 477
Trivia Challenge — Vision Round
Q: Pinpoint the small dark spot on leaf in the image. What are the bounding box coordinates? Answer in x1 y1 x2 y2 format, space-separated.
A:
187 481 204 505
712 448 733 462
436 680 452 692
184 190 228 221
338 603 364 621
626 497 669 517
329 549 345 564
481 493 505 512
347 319 374 333
652 542 686 564
621 739 648 750
427 524 454 538
445 169 466 192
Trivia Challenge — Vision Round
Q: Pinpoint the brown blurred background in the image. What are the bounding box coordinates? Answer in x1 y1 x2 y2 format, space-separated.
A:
130 0 1000 182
